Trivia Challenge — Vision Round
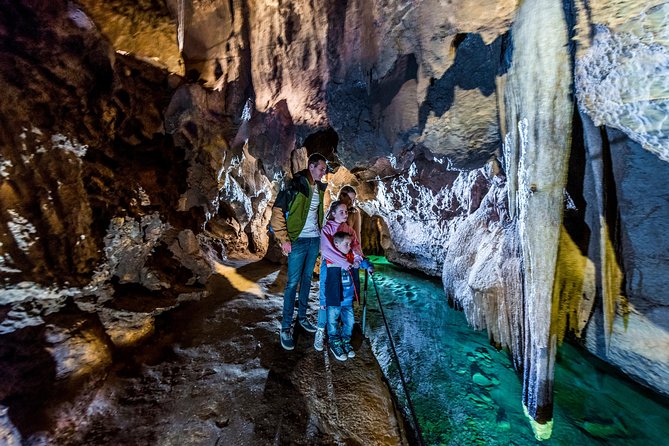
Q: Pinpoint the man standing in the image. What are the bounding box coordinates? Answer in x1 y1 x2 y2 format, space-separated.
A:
271 153 328 350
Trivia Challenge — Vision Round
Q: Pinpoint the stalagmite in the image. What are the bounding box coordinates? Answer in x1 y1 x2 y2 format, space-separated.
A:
502 0 573 439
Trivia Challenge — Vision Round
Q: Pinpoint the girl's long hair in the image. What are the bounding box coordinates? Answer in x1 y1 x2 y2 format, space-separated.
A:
326 200 345 221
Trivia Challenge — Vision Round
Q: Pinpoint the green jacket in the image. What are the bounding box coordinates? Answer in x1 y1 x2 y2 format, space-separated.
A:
270 169 326 243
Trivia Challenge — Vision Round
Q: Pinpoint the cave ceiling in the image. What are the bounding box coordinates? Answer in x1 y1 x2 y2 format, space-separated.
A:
72 0 522 170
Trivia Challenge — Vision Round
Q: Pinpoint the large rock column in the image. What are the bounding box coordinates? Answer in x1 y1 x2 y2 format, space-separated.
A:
502 0 573 438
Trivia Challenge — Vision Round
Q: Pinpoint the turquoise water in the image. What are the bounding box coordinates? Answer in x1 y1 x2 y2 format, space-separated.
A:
362 257 669 445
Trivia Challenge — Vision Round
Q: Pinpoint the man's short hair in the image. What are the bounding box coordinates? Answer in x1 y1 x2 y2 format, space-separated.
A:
308 153 327 167
333 231 352 245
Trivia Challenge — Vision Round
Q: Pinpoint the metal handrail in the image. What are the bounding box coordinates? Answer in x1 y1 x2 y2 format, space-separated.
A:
363 269 425 446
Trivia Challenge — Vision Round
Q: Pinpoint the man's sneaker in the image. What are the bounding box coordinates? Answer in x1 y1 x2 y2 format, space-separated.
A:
343 341 356 358
298 318 317 333
280 329 294 351
314 328 325 351
329 341 347 361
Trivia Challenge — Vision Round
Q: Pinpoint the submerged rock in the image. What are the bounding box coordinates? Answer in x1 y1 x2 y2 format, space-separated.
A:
581 419 628 439
472 372 494 387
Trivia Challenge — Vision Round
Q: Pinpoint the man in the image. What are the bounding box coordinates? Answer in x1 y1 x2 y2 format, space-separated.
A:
271 153 328 350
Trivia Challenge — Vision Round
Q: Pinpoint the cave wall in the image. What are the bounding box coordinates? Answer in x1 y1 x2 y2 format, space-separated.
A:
168 0 515 170
581 126 669 399
573 0 669 400
0 2 270 438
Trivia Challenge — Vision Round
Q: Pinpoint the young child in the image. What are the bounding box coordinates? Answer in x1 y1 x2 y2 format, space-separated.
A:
315 201 363 352
324 231 360 361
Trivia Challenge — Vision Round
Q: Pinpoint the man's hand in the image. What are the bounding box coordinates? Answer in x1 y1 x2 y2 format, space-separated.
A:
281 241 292 255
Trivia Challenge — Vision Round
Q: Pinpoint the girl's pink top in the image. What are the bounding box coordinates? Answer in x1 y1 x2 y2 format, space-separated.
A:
320 220 364 268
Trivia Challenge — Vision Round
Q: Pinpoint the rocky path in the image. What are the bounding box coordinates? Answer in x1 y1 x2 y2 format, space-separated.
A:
49 260 408 445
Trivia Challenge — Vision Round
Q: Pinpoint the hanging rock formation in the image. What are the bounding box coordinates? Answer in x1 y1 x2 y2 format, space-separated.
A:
500 0 573 438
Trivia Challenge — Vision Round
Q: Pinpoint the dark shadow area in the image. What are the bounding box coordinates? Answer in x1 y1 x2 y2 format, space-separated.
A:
361 214 385 257
563 104 591 255
233 258 283 283
370 54 419 111
325 0 350 83
601 127 625 298
0 324 57 437
302 127 339 162
107 278 182 313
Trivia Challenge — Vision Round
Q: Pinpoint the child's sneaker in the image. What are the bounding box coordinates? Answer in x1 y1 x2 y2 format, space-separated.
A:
314 328 325 352
280 329 294 351
343 341 356 358
329 341 347 361
299 318 317 333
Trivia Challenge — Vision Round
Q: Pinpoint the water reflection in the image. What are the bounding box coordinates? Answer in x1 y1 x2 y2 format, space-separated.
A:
363 257 669 445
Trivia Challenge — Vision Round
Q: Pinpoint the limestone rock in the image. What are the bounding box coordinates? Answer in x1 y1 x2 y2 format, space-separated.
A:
443 177 524 367
75 0 184 75
576 9 669 161
419 86 501 168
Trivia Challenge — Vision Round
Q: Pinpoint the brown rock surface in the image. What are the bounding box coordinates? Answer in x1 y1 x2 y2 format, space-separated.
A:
1 261 408 445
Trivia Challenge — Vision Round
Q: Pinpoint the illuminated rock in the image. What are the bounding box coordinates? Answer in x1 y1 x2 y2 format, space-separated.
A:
497 0 573 436
74 0 184 75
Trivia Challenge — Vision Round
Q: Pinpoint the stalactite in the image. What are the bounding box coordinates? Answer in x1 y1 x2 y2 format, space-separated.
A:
177 0 186 53
502 0 573 439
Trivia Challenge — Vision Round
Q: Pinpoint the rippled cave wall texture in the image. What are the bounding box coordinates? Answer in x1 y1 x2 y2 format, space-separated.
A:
1 0 668 441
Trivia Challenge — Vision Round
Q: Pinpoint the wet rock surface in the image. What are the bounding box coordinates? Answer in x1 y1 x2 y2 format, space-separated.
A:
1 261 407 445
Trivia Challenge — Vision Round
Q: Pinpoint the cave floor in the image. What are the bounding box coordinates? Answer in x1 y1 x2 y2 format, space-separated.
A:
53 259 408 445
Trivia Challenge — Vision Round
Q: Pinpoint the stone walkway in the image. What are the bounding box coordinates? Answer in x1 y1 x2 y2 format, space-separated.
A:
42 259 409 445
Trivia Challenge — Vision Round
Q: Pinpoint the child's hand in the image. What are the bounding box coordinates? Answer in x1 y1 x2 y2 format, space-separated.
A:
360 258 374 274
